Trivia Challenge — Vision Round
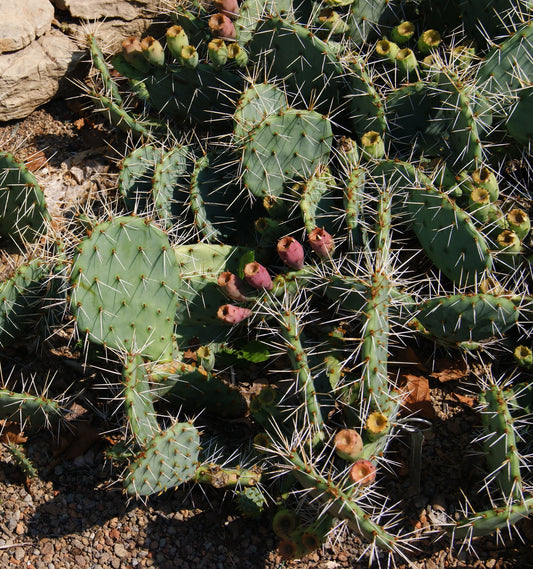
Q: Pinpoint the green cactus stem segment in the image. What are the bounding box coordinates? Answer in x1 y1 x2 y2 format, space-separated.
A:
280 311 325 446
480 384 523 499
288 452 400 552
242 109 333 198
122 355 158 445
449 495 533 539
87 34 122 103
124 421 200 496
416 294 519 344
2 442 38 478
0 389 62 431
0 152 50 243
193 464 261 488
70 217 179 362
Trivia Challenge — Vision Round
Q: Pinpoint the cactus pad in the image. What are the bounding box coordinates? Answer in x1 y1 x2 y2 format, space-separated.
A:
124 420 200 496
70 217 179 361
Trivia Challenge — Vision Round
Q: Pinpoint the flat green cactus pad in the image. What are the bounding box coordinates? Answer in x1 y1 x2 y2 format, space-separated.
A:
0 152 50 243
70 217 179 361
242 109 333 198
124 421 200 496
416 294 519 344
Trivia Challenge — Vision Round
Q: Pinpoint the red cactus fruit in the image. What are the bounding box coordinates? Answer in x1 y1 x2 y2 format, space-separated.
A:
308 227 335 258
244 262 273 290
217 304 251 324
217 271 249 301
213 0 240 18
209 13 236 39
277 236 305 270
348 459 377 486
334 429 363 461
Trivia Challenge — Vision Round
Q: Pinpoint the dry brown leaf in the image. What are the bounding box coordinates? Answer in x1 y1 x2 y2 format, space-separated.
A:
429 358 468 382
451 392 476 407
0 421 27 444
399 373 436 419
25 150 47 172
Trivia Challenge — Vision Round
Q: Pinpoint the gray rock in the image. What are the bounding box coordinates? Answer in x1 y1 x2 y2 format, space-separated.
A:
67 17 157 53
0 29 83 121
0 0 54 53
51 0 166 21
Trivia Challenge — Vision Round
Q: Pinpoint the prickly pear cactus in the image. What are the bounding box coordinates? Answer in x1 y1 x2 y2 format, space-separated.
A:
2 0 532 566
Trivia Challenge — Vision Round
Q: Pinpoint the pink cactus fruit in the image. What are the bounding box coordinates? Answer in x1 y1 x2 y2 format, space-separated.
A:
244 262 273 290
217 271 249 301
334 429 363 461
209 13 236 39
217 304 251 324
213 0 240 18
348 459 377 486
277 236 305 270
308 227 335 258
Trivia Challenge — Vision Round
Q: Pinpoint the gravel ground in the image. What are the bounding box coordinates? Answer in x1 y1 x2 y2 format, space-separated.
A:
0 101 532 569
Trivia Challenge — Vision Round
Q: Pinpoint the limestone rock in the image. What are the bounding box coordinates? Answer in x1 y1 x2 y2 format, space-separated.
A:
68 17 157 53
0 0 54 53
51 0 166 21
0 30 83 121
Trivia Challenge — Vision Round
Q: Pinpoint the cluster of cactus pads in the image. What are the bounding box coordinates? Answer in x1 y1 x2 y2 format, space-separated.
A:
1 0 533 564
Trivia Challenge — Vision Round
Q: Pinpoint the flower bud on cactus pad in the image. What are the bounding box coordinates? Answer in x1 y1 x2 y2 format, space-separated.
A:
391 21 415 44
272 509 299 539
141 36 165 67
277 236 304 270
217 304 251 324
418 30 441 54
218 271 249 301
121 36 150 72
334 429 363 461
349 459 377 486
308 228 335 258
208 38 228 68
213 0 240 18
507 208 531 240
209 13 236 40
244 262 273 290
365 411 389 440
514 345 533 368
166 26 189 59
